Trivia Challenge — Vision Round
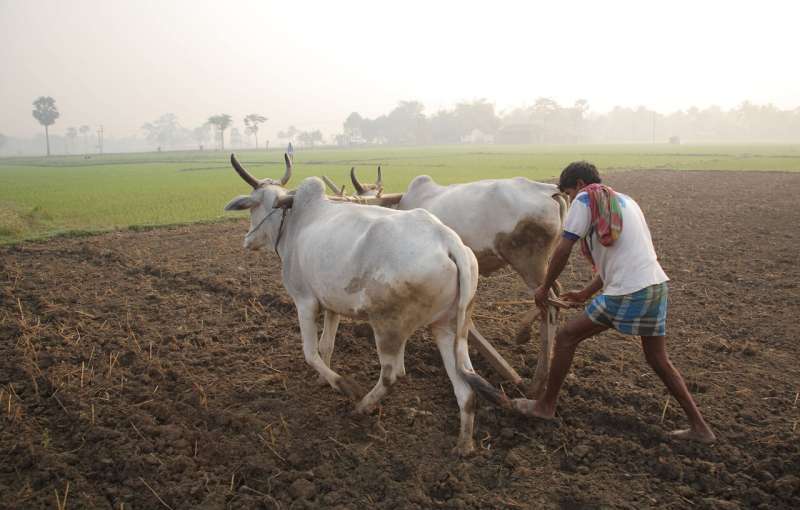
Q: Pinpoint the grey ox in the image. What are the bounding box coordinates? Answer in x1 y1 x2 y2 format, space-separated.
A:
225 154 510 455
347 167 568 398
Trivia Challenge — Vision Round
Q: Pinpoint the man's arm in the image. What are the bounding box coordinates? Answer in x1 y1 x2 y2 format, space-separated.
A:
576 274 603 301
534 236 576 309
542 236 576 291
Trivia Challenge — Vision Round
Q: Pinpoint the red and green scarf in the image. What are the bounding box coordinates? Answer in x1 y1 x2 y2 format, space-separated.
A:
580 183 623 270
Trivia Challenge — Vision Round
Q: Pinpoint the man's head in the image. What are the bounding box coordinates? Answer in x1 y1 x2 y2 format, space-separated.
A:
558 161 601 199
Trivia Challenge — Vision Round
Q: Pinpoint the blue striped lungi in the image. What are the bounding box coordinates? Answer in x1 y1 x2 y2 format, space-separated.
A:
585 282 668 336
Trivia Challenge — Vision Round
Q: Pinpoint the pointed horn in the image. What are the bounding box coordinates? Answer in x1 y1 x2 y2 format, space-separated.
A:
376 165 383 187
280 153 292 185
350 167 365 195
322 175 342 195
231 153 261 189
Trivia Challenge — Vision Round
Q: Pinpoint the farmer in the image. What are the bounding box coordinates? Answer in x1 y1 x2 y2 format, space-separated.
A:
515 161 716 443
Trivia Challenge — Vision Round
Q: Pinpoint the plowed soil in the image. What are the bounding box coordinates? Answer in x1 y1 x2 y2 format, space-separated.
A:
1 170 798 509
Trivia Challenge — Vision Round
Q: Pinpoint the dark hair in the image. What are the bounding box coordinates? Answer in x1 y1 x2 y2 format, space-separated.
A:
558 161 601 191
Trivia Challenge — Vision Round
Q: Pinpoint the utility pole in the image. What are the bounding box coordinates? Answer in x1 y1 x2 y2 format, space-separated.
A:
96 125 104 154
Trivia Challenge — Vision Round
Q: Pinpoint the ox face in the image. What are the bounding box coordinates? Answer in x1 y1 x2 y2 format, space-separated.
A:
224 153 292 251
225 187 284 250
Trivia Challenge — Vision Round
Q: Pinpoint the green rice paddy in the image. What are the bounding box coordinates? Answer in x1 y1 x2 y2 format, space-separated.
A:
1 143 798 243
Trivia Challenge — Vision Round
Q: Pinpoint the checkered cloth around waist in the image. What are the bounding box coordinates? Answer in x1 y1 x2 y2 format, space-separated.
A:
585 282 668 336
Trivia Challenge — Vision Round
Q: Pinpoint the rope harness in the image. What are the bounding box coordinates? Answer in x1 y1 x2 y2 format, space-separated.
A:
245 207 280 238
273 207 289 258
245 206 290 259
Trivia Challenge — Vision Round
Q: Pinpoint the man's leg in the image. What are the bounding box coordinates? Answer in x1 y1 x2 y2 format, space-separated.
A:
515 314 608 418
641 335 716 443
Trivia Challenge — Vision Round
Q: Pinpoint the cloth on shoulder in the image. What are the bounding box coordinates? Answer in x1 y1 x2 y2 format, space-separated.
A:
580 183 623 269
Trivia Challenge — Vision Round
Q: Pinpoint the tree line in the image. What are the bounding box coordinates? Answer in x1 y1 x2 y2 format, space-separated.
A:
141 113 271 151
337 98 800 145
6 95 799 157
139 113 322 151
20 97 281 155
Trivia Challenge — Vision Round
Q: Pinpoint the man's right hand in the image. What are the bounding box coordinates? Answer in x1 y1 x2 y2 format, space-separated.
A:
533 285 550 311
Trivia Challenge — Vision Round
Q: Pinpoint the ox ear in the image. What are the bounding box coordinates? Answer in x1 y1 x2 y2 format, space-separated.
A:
224 195 258 211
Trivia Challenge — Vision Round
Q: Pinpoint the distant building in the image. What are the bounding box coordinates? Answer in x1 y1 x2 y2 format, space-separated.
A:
495 124 542 144
461 129 494 144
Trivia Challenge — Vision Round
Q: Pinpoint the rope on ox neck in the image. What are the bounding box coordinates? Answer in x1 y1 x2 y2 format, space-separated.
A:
273 207 289 258
246 207 280 238
245 206 289 259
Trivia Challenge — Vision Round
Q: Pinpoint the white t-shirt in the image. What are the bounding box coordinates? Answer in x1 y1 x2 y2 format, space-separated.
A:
563 191 668 296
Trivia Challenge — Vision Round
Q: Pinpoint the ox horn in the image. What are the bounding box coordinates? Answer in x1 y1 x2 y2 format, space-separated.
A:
376 165 382 188
350 167 365 195
322 175 343 195
280 153 292 185
231 153 261 189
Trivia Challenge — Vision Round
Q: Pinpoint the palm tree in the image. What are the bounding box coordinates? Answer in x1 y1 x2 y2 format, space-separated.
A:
207 114 233 151
32 96 60 156
243 114 267 149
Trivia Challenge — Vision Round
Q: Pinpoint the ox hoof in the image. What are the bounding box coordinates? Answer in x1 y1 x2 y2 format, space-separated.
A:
336 376 365 401
316 374 328 387
452 439 475 457
355 401 379 415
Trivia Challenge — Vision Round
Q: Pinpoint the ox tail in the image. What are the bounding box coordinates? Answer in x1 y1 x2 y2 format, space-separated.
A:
550 191 570 297
446 235 512 410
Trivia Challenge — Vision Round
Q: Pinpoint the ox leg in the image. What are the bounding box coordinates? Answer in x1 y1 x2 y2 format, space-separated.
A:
432 323 477 456
297 302 362 400
317 310 341 385
397 340 407 378
356 329 406 414
514 308 538 344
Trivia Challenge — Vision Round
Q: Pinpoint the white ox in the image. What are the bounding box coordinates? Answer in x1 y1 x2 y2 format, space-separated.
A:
224 154 511 455
347 168 568 398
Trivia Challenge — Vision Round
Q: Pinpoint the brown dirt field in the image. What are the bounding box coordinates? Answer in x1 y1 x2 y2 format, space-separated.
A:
1 170 798 509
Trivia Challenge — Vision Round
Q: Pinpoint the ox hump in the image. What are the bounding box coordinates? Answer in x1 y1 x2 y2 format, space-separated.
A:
408 174 436 190
293 177 327 207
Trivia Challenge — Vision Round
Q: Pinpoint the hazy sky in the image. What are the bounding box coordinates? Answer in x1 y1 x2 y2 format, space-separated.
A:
2 0 799 140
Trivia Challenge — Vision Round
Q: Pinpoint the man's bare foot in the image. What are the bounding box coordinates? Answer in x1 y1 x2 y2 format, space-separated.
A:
511 398 556 420
668 427 717 444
